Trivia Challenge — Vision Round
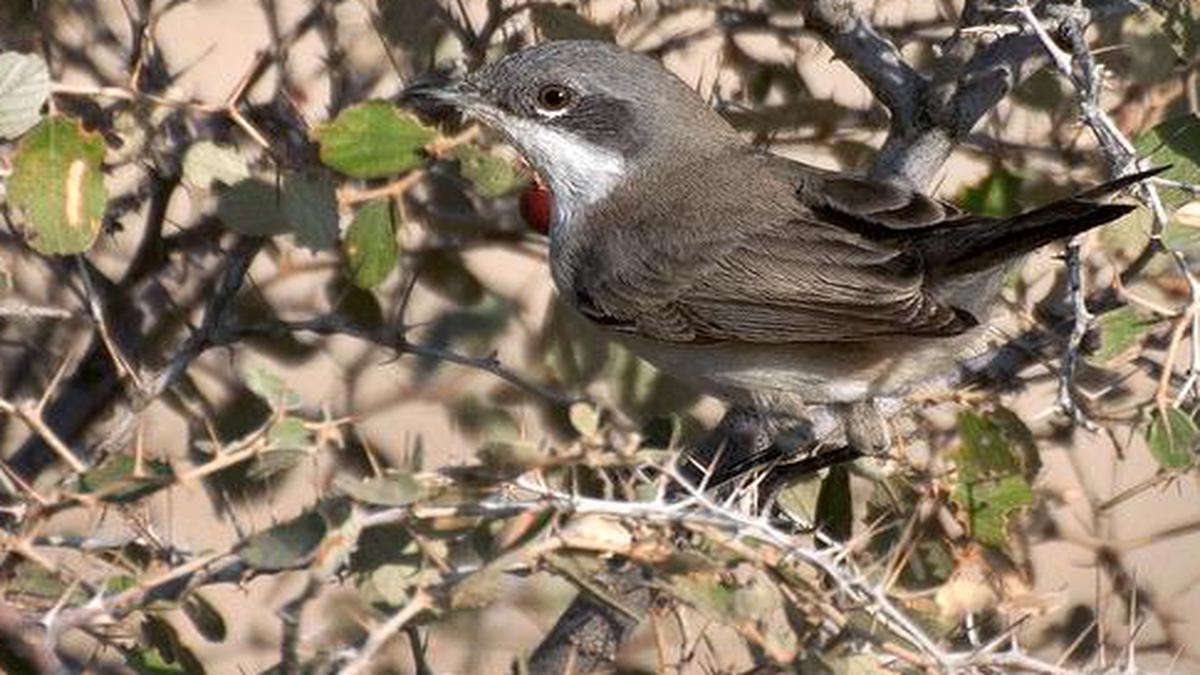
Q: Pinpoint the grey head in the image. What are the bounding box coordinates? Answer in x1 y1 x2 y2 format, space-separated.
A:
404 40 742 228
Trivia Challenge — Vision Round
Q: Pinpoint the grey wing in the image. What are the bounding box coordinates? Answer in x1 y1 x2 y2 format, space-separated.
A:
572 167 976 344
669 224 975 343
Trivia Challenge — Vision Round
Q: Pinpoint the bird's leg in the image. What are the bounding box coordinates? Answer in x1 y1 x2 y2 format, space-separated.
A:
832 400 892 456
692 401 890 505
675 405 809 491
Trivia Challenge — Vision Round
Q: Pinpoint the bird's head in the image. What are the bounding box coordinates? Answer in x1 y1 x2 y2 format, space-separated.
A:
403 40 740 233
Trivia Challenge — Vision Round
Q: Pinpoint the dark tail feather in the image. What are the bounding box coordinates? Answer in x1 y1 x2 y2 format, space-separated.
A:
919 166 1166 277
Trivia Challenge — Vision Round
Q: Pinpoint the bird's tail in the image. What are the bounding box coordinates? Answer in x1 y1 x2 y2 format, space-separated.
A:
918 166 1166 278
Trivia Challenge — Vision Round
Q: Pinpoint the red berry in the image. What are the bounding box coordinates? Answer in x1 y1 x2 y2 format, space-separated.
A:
520 181 553 235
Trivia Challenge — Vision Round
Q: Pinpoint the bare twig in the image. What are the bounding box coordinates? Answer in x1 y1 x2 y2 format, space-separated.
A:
339 590 434 675
0 303 74 320
218 315 584 407
0 396 87 473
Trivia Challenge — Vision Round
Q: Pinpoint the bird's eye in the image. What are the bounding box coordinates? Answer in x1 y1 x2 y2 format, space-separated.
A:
535 84 573 113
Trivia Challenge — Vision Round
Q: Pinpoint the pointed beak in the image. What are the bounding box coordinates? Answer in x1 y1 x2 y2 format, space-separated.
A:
399 74 483 119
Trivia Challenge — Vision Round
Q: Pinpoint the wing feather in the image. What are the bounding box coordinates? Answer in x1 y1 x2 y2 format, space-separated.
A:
568 153 978 344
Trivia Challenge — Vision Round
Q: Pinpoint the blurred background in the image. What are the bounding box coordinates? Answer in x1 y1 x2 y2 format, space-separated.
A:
2 0 1199 673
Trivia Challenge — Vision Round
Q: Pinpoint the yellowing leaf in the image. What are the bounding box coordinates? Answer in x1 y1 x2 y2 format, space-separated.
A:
8 116 107 255
451 145 526 197
568 401 599 438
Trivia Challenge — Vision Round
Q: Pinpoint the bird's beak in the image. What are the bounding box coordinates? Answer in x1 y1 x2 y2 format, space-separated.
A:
399 74 484 119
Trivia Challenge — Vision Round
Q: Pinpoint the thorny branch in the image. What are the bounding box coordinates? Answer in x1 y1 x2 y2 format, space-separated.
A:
1009 2 1195 418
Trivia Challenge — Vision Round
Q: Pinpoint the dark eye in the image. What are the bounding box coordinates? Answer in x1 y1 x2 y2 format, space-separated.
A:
535 84 573 112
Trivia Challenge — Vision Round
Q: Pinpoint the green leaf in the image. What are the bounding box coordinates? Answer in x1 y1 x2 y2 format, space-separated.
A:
138 616 182 668
1010 68 1065 112
246 450 309 481
953 410 1037 549
268 417 313 451
181 141 249 189
246 417 312 480
451 145 526 197
1090 306 1159 363
1133 115 1200 209
955 411 1021 478
530 4 613 41
0 51 49 139
125 650 184 675
956 475 1034 548
343 200 398 289
217 172 339 247
8 116 107 255
10 561 69 600
959 166 1022 218
135 615 207 675
242 364 303 410
315 101 434 178
106 575 137 593
78 454 174 503
988 405 1041 481
283 170 339 251
815 464 852 542
1147 407 1197 469
334 472 422 506
238 510 327 571
216 179 289 237
181 592 227 643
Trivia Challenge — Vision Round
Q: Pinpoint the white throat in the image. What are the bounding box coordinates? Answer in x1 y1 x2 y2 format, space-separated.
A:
470 107 627 293
492 114 626 231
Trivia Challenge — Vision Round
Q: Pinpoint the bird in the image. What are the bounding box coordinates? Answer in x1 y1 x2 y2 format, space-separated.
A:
403 40 1157 459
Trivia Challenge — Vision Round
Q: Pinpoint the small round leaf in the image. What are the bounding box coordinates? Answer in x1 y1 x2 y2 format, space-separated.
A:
181 141 250 189
8 116 107 255
343 200 399 289
0 51 50 139
315 101 435 179
237 511 327 571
